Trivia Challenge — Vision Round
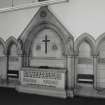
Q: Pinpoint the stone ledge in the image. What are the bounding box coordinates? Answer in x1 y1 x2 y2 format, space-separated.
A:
16 85 67 98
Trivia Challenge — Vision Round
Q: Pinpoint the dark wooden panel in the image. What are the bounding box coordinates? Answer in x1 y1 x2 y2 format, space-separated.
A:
7 70 19 78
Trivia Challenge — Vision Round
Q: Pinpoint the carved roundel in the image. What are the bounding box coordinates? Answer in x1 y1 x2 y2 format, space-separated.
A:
40 11 47 17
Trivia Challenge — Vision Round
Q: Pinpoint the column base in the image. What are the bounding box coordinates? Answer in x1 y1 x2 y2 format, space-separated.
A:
66 89 74 98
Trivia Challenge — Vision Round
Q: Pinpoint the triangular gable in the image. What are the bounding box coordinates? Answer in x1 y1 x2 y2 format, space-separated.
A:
18 6 73 43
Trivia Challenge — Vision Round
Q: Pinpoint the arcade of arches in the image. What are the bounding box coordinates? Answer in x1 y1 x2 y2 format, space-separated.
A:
0 6 105 98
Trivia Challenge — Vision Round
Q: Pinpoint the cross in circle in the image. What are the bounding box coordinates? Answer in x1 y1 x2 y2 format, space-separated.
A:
42 35 50 54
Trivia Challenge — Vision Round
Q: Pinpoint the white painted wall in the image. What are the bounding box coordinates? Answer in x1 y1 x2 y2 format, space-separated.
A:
0 8 39 40
0 0 105 40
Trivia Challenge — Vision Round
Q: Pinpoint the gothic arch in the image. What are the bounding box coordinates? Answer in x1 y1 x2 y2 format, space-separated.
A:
23 22 74 56
96 33 105 88
74 33 95 87
18 6 74 56
96 32 105 56
6 36 21 55
0 37 6 55
16 6 74 97
74 33 96 56
6 36 22 81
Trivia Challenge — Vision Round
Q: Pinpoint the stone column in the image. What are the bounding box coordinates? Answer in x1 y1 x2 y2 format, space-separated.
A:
19 56 22 82
74 55 78 87
2 56 7 81
93 55 97 89
4 56 7 79
18 50 22 82
6 56 8 83
66 55 74 98
73 55 79 95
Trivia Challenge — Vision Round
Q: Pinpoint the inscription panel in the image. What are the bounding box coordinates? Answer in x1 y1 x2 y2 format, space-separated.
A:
21 68 66 89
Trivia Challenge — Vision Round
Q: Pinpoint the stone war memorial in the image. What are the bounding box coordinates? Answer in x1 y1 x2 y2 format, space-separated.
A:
0 0 105 99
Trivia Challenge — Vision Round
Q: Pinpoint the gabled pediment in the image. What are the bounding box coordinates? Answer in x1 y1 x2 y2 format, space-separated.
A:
18 6 74 56
19 6 73 43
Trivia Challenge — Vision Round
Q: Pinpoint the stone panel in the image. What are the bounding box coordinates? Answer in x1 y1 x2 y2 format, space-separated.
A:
20 67 66 90
77 64 93 75
0 56 7 79
30 57 66 68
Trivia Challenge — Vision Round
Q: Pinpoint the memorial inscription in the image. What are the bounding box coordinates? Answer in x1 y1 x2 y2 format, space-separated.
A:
21 69 65 89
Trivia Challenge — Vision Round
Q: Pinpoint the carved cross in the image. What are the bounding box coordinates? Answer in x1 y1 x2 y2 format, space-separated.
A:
42 35 50 54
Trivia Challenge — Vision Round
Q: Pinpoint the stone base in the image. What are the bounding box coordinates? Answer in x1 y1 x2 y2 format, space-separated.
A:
74 84 105 98
0 79 20 88
66 89 74 98
16 85 67 98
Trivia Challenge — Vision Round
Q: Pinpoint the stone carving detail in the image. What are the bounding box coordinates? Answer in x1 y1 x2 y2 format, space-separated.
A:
52 43 58 51
24 71 62 80
40 11 47 17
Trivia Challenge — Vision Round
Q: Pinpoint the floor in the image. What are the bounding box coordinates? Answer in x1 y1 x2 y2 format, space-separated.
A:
0 87 105 105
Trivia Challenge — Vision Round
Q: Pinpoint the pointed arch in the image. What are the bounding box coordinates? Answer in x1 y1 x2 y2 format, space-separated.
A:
96 32 105 56
6 36 21 81
18 6 74 56
23 22 74 56
75 33 95 86
19 6 74 43
16 6 75 94
6 36 21 55
6 36 17 48
74 33 96 56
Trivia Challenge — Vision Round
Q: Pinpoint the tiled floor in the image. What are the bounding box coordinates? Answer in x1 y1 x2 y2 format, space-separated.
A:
0 87 105 105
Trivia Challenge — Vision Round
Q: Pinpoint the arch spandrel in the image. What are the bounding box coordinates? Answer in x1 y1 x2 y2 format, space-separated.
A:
96 32 105 56
65 37 74 56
